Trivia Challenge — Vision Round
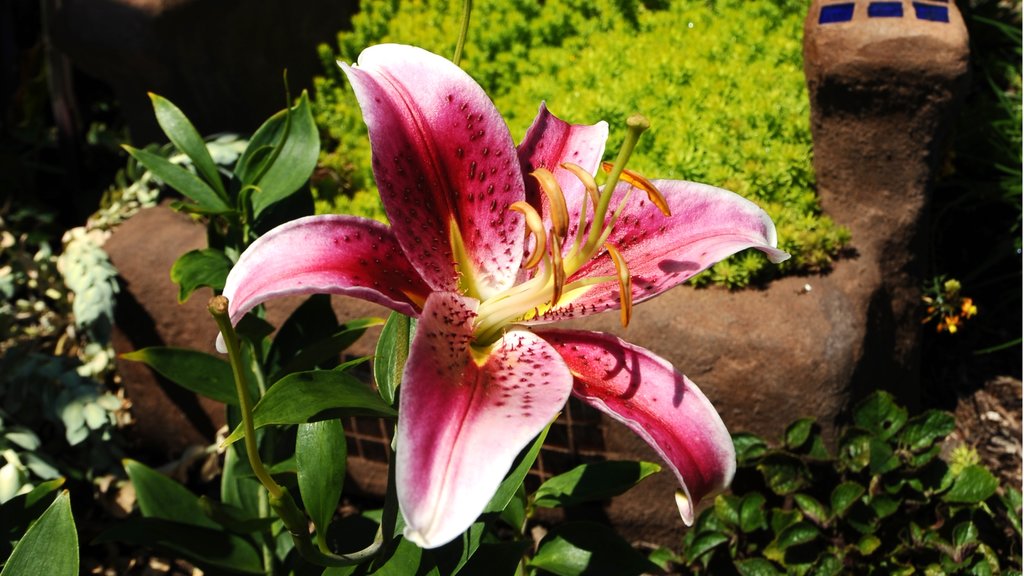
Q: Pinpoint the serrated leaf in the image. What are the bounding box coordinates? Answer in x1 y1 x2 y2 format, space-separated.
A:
785 418 815 450
238 92 320 217
94 517 263 574
170 248 233 303
831 481 865 518
1 490 77 576
374 312 415 406
121 347 237 405
853 391 908 440
898 410 956 452
124 459 218 529
296 419 346 547
223 370 396 445
150 93 227 199
733 432 768 464
685 531 730 564
734 557 784 576
529 521 661 576
943 465 998 504
794 493 829 526
533 460 661 508
124 145 231 213
740 492 768 533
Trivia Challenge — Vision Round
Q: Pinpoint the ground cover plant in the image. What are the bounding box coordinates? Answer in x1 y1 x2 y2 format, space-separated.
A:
312 0 850 287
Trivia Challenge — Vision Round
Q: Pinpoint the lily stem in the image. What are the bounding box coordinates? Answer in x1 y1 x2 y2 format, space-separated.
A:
452 0 473 66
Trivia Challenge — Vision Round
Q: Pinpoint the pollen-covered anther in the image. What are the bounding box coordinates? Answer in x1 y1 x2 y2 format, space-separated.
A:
551 231 566 307
604 242 632 327
510 201 546 269
601 162 671 217
530 168 570 239
560 162 600 209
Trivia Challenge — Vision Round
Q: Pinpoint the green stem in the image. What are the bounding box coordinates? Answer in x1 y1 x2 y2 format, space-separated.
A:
452 0 473 66
208 296 283 500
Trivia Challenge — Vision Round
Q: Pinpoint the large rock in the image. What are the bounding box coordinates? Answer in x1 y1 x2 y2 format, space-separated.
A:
50 0 356 143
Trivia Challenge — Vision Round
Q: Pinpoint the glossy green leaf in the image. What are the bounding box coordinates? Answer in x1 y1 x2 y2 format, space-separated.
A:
274 317 382 381
1000 487 1021 536
370 537 437 576
121 347 237 405
533 460 661 508
529 521 660 576
1 490 77 576
0 477 64 545
124 459 218 529
150 93 227 199
734 557 784 576
868 437 901 475
869 494 900 520
296 419 346 546
223 370 396 445
483 423 550 514
124 145 231 213
773 521 820 551
898 410 956 452
374 312 415 406
952 521 980 551
785 418 815 449
714 494 741 528
733 432 768 464
685 531 730 564
171 248 233 303
943 465 998 504
856 534 881 555
498 484 526 533
757 453 809 495
740 492 768 533
831 481 865 518
810 553 844 576
852 391 908 441
94 517 263 574
794 493 829 526
839 432 871 472
239 92 320 217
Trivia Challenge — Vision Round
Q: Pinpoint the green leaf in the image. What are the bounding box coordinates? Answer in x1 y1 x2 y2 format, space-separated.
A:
458 541 533 576
124 145 231 213
124 459 219 529
856 534 881 556
0 477 64 545
773 520 820 550
943 465 998 504
852 391 908 440
1000 487 1021 536
685 531 730 564
739 492 768 533
223 370 396 445
2 490 77 576
952 521 979 551
714 494 741 528
121 347 237 405
898 410 956 452
533 460 661 508
831 481 865 518
296 419 346 546
94 517 263 574
483 423 550 514
869 495 900 520
268 294 338 373
733 432 768 464
198 497 275 533
529 521 661 576
239 92 320 218
868 437 901 475
794 493 829 526
170 248 233 303
273 317 382 381
810 553 844 576
734 557 784 576
150 93 227 199
785 418 815 449
370 536 438 576
757 453 809 495
839 431 871 472
374 312 415 406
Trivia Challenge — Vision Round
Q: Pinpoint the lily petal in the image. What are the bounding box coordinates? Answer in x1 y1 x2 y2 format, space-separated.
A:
539 329 735 524
517 103 609 256
398 291 572 548
531 180 790 322
341 44 525 297
221 215 429 338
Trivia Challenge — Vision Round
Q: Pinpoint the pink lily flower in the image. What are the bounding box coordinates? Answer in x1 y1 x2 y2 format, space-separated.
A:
221 44 789 549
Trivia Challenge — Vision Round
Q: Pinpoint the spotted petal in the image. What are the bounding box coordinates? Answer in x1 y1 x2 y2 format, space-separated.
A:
531 180 790 322
539 329 735 524
341 44 525 298
220 215 429 345
397 291 572 548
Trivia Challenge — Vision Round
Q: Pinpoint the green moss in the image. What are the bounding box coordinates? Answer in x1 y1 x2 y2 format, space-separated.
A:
311 0 850 286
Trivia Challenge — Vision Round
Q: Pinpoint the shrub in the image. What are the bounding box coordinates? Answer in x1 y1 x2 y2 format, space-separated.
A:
311 0 850 287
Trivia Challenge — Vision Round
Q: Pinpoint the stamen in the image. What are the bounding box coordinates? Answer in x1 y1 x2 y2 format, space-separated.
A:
550 231 566 307
604 242 632 327
561 162 600 208
601 162 671 217
530 168 570 239
510 201 547 269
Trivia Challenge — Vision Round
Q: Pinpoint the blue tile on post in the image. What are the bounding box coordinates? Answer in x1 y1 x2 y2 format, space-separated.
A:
819 3 855 24
868 2 904 17
913 2 950 21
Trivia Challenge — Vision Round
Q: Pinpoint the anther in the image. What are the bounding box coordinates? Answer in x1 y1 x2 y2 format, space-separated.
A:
530 168 570 239
510 201 546 269
561 162 600 209
551 231 566 307
601 162 671 217
604 242 632 327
